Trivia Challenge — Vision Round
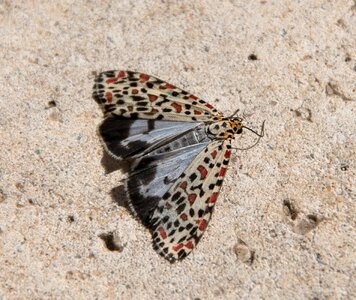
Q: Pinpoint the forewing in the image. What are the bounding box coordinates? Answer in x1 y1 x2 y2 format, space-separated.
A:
93 70 222 122
99 115 202 160
149 140 233 262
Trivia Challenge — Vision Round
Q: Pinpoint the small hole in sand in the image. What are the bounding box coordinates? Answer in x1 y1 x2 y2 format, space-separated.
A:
99 232 124 252
47 100 57 108
248 54 258 60
233 239 255 265
283 199 298 220
340 164 349 171
306 214 318 223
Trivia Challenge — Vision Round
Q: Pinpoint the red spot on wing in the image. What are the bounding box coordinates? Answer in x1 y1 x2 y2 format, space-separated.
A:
132 89 138 95
197 165 207 180
189 95 198 100
185 241 194 249
194 110 202 115
160 83 176 89
224 150 231 158
173 243 183 252
180 213 188 221
211 150 217 159
105 92 113 103
219 167 227 177
196 219 207 231
158 227 167 240
188 194 197 204
143 108 158 116
171 102 182 113
166 83 176 89
207 192 218 204
205 103 213 109
149 94 158 102
106 71 125 84
173 241 194 251
139 73 149 82
180 181 188 190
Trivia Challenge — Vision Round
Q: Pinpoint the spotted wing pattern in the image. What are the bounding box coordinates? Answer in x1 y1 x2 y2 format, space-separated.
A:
93 70 222 122
94 70 243 263
149 140 232 262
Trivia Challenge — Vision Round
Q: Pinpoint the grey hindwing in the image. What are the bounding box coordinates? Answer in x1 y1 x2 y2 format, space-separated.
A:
125 142 210 225
99 115 203 160
124 124 212 226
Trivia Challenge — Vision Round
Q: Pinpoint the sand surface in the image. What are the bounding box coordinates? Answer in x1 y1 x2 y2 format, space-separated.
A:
1 0 355 299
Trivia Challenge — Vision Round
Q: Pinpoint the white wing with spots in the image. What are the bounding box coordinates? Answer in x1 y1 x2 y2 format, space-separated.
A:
149 140 233 262
93 70 222 122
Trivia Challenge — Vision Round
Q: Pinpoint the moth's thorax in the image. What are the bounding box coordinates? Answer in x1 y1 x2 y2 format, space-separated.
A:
206 118 243 139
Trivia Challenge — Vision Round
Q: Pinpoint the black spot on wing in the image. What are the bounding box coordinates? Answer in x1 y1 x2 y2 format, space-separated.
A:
99 115 150 160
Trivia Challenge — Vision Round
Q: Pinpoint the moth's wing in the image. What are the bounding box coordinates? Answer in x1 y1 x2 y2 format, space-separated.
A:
99 115 202 160
125 142 210 226
93 70 222 121
149 140 233 262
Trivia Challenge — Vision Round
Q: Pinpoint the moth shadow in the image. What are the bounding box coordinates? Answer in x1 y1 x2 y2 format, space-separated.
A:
100 152 136 217
100 151 130 174
110 185 131 212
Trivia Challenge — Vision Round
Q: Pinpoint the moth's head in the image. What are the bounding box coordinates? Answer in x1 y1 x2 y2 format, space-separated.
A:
208 118 244 140
230 117 243 135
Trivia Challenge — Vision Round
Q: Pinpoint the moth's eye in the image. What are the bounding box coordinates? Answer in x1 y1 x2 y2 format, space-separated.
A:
236 128 243 134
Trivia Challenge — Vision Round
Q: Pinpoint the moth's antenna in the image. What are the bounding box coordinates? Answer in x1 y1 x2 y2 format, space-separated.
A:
228 109 241 119
244 120 265 138
233 120 265 151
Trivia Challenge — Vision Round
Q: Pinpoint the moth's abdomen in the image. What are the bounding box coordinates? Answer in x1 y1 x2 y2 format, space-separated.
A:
150 125 211 156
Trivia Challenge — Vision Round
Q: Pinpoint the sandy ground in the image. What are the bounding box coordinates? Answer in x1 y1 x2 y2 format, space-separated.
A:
0 0 355 299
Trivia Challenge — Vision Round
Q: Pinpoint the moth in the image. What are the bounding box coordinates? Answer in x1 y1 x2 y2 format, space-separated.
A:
93 70 263 262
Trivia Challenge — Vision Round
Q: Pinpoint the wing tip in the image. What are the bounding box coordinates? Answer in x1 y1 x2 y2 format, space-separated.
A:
152 236 193 263
152 242 178 264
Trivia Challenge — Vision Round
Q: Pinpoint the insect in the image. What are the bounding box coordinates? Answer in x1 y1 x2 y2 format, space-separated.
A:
93 70 264 263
